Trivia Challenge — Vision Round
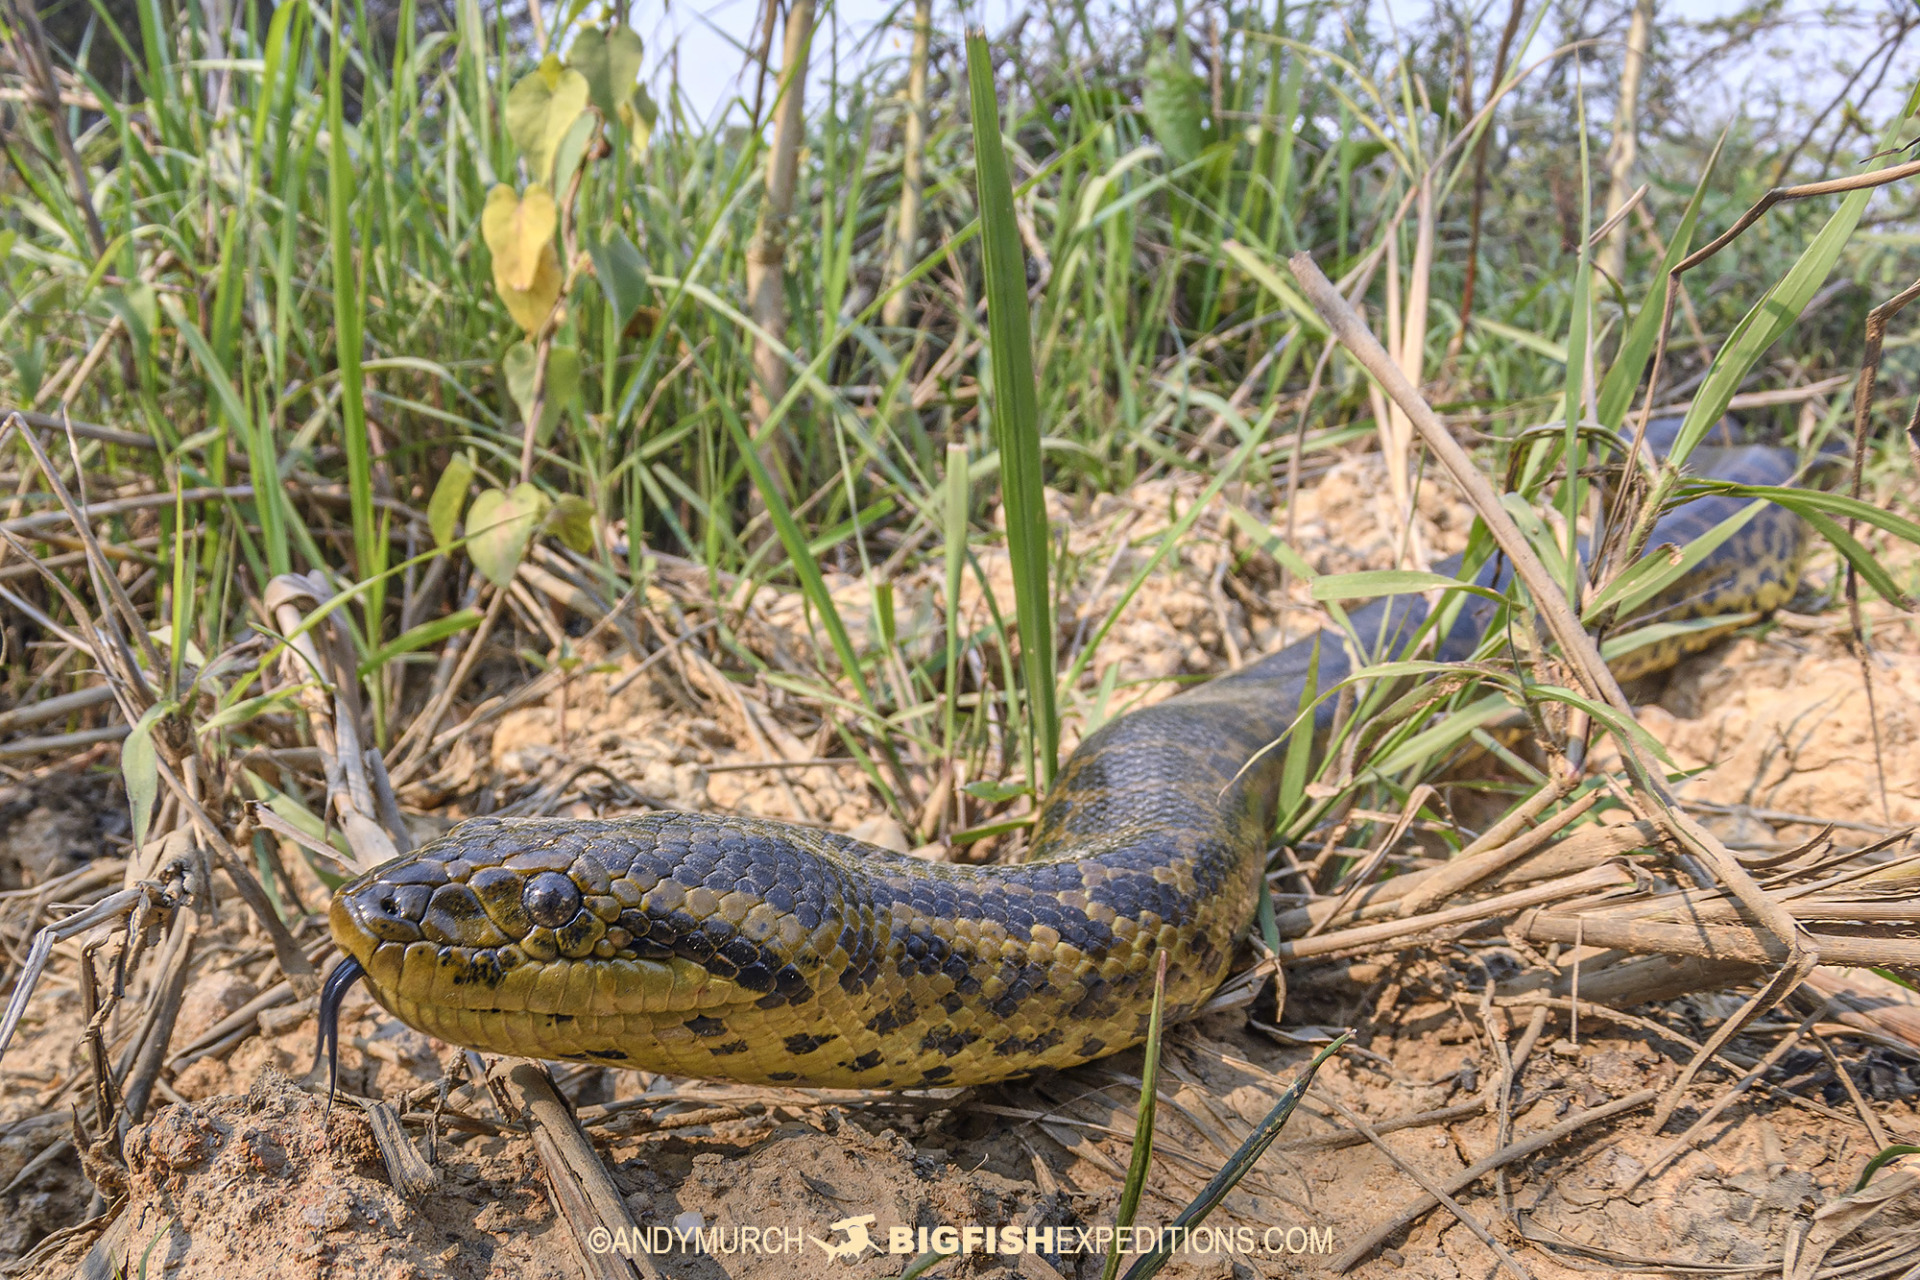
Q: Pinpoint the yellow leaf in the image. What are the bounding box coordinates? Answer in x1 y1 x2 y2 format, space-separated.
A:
481 183 557 293
496 240 563 333
506 56 590 184
546 494 595 554
466 483 551 588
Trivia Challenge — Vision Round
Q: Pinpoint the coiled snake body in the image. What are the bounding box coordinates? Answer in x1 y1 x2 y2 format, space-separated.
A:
324 436 1818 1088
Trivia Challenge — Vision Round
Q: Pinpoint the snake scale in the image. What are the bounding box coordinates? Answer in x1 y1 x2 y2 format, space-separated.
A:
321 428 1820 1089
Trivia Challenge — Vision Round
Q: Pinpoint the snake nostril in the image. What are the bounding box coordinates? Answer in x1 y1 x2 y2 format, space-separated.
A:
523 871 582 929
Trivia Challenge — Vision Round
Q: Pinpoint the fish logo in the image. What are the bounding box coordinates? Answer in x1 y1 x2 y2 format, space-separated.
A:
810 1214 878 1261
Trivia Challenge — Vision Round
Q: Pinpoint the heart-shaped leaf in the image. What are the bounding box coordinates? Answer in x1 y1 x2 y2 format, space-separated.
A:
505 54 590 184
503 341 580 440
466 483 551 587
546 494 595 554
428 452 474 549
504 340 539 422
586 227 649 329
568 24 644 119
496 240 563 333
481 183 557 293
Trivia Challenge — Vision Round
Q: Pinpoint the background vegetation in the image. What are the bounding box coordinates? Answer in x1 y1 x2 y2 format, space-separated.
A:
2 0 1918 829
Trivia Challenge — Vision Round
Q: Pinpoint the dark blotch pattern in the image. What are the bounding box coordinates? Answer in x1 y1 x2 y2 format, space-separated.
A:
784 1032 837 1055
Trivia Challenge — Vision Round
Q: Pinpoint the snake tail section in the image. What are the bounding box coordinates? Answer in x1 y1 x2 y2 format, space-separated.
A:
329 441 1816 1088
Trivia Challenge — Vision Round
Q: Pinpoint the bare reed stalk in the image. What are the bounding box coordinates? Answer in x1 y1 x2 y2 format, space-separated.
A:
745 0 817 500
1600 0 1653 282
882 0 933 330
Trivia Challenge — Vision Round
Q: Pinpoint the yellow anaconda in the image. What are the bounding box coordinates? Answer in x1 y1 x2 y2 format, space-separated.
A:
322 431 1820 1089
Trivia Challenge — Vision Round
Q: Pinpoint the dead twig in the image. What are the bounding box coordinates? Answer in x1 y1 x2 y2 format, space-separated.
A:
1316 1084 1534 1278
1332 1089 1659 1272
488 1059 658 1280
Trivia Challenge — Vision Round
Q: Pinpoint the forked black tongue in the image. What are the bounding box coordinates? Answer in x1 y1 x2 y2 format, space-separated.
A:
313 956 366 1111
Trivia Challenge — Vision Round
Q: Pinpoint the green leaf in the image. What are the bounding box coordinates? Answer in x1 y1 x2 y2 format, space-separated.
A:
545 494 595 554
1371 692 1511 776
122 703 171 852
1279 634 1321 818
1117 1034 1351 1280
586 227 650 329
961 778 1028 804
1596 131 1726 428
1685 481 1920 546
1103 953 1168 1280
1220 241 1325 337
1473 317 1567 363
1601 613 1756 663
715 410 876 712
103 282 158 362
1310 570 1506 604
428 453 474 550
198 685 313 735
1853 1144 1920 1193
359 609 486 677
968 30 1057 788
504 340 539 421
1499 493 1572 589
466 483 551 588
1142 49 1210 168
1670 180 1872 466
1226 505 1318 581
551 110 598 200
505 55 590 184
567 23 644 119
1798 507 1917 609
1533 684 1676 769
1585 499 1767 620
543 345 581 441
242 769 355 886
504 342 579 442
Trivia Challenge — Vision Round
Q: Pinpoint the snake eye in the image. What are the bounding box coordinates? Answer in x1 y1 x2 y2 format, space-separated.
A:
522 872 582 928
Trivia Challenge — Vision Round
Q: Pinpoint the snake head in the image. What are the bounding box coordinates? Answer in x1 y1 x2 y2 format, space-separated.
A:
326 816 828 1071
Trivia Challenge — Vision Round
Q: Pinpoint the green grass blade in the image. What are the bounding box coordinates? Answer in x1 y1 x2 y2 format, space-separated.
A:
1669 192 1871 468
327 0 380 632
1585 499 1767 620
967 27 1057 788
1594 130 1726 429
1103 950 1169 1280
942 441 969 761
1118 1032 1352 1280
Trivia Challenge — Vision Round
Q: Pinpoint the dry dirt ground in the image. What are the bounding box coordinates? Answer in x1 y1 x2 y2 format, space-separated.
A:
1 455 1917 1280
